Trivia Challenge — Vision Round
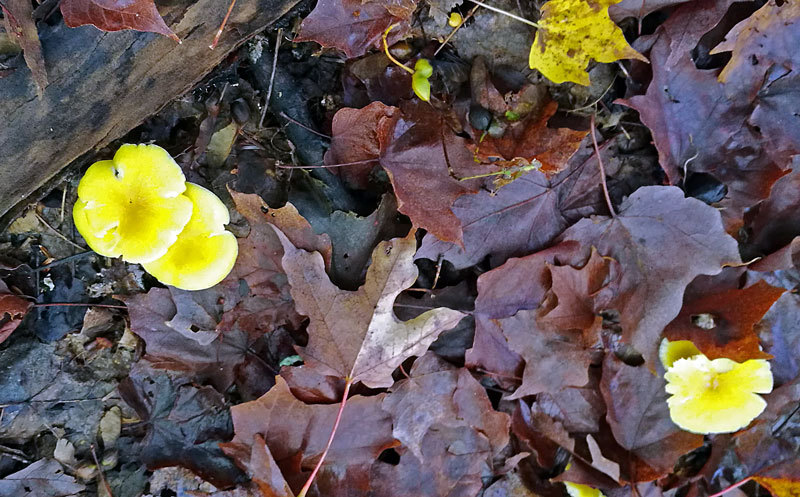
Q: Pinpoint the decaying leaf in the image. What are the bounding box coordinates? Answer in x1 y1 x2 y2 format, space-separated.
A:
295 0 417 58
601 355 704 480
417 138 618 270
379 100 480 245
220 376 396 495
557 186 741 367
0 280 31 345
274 227 465 387
529 0 648 85
663 270 784 362
0 459 84 497
60 0 179 41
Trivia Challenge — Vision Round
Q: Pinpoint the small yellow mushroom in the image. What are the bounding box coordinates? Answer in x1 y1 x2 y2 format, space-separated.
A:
564 482 605 497
664 354 773 434
73 144 193 264
658 338 702 370
142 182 238 291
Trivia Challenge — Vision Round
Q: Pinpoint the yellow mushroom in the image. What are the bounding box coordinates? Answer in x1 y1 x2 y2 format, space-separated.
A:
73 144 193 264
564 482 605 497
664 354 773 434
142 182 238 291
658 338 702 370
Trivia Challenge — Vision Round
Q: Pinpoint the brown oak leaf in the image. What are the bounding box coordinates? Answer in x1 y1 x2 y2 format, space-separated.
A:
274 227 465 388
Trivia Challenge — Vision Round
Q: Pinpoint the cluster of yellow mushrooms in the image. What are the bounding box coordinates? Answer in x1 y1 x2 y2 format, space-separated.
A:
73 144 237 291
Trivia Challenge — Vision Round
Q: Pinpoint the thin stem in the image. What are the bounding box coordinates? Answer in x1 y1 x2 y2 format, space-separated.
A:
296 378 353 497
382 24 415 75
468 0 541 28
707 477 752 497
590 113 616 218
33 303 127 309
434 4 480 57
279 112 332 139
259 28 283 128
276 158 378 169
91 444 114 497
209 0 238 49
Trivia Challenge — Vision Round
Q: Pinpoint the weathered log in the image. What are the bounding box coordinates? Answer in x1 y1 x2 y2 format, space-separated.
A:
0 0 300 226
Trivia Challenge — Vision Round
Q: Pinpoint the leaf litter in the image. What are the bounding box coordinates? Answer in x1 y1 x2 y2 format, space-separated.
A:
2 0 800 496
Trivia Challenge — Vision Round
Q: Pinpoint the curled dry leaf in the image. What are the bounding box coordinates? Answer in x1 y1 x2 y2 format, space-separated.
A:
273 226 465 388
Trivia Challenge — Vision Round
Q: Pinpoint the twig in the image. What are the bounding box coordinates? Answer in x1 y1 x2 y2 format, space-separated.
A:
279 111 332 139
434 4 480 57
276 158 378 170
590 113 616 218
468 0 541 28
259 28 283 128
35 212 85 251
91 444 114 497
33 303 127 309
33 250 93 272
297 379 353 497
209 0 237 49
707 477 752 497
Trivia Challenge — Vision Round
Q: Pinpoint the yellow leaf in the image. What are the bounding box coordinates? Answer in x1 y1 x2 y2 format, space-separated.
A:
753 476 800 497
529 0 648 85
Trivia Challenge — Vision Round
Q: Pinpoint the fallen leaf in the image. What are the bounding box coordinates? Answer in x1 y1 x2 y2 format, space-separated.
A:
379 99 480 245
220 376 396 495
325 102 399 190
529 0 648 85
622 0 788 230
60 0 179 41
118 363 245 489
759 291 800 385
663 270 784 362
466 241 585 387
417 138 617 269
608 0 690 22
0 280 31 345
295 0 417 58
472 101 588 175
744 160 800 261
491 309 595 398
600 354 704 480
2 0 47 96
753 470 800 497
537 248 620 334
557 186 741 367
512 401 575 469
382 352 509 460
0 459 84 497
710 1 800 166
274 227 465 387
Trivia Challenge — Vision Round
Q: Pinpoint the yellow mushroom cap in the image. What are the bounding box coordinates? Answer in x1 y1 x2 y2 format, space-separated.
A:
142 182 238 291
73 144 193 264
664 355 773 434
564 482 606 497
659 338 702 370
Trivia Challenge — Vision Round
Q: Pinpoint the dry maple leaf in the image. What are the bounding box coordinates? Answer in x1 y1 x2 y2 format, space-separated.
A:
529 0 647 85
295 0 417 58
273 227 465 388
60 0 179 41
